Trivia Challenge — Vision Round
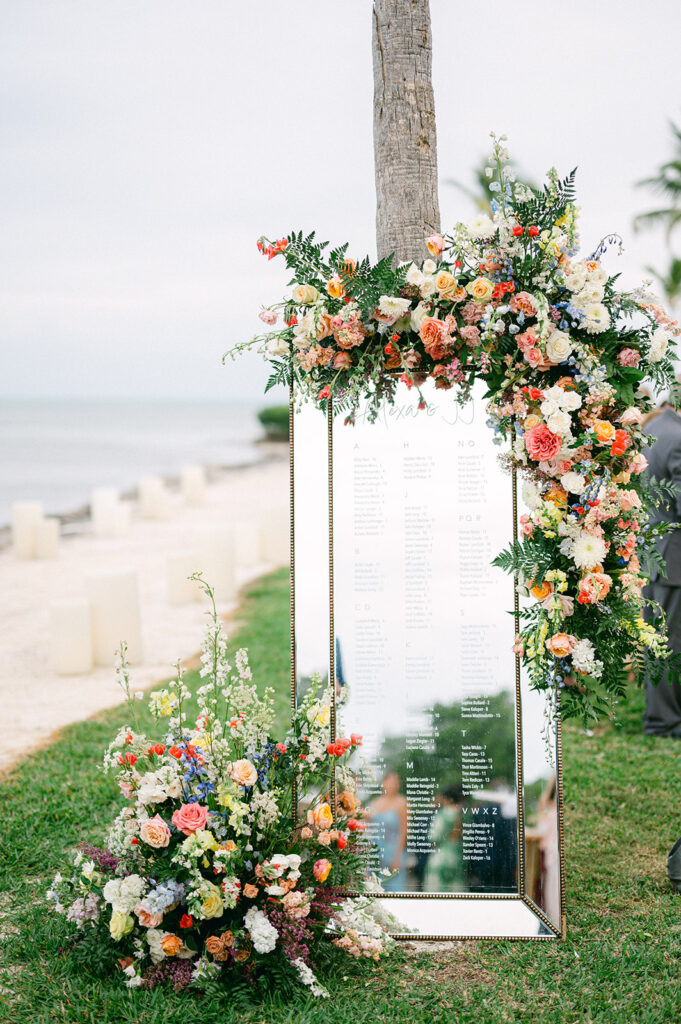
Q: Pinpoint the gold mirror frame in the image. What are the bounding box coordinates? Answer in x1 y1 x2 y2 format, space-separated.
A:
289 387 566 940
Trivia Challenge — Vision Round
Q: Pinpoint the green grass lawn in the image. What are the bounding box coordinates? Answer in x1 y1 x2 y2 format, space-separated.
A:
1 567 681 1023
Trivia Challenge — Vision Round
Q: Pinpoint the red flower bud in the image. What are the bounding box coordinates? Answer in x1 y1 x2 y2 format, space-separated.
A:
179 914 193 929
529 226 539 237
512 225 524 237
337 834 348 850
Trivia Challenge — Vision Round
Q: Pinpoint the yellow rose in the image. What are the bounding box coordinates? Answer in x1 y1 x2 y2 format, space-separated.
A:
523 414 543 431
326 275 345 299
612 471 631 484
594 420 616 444
228 759 258 788
292 284 319 305
109 910 135 941
435 270 458 298
466 276 494 302
199 882 224 920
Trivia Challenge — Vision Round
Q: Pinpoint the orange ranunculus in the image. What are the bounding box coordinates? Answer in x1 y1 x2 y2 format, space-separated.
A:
327 275 345 299
545 485 568 509
545 633 577 658
530 580 553 601
160 934 182 957
594 420 616 444
555 375 577 391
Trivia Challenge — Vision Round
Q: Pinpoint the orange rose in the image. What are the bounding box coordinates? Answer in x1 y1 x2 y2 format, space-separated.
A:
594 420 616 444
419 317 448 359
242 884 259 899
530 580 553 601
556 375 577 391
545 485 568 509
545 633 577 658
327 275 345 299
160 934 181 957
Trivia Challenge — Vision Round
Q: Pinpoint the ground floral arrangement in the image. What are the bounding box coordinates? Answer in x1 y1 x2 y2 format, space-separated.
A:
231 134 681 723
47 577 391 997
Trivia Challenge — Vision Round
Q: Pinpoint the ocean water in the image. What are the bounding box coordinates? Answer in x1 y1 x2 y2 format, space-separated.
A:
0 398 265 527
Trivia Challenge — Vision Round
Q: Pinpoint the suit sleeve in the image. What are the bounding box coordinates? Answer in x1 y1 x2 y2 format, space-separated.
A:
667 438 681 519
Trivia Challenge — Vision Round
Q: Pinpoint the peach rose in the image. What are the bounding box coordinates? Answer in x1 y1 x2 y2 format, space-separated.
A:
509 291 538 316
594 420 616 444
313 858 332 882
243 884 259 899
171 802 209 836
524 424 562 462
435 269 458 297
629 453 648 474
523 414 543 431
317 830 332 846
139 814 171 849
545 633 577 658
338 790 358 814
282 890 311 919
300 826 314 840
161 934 182 957
307 802 334 831
426 233 444 257
620 407 643 427
619 490 642 513
333 351 353 370
451 285 468 303
134 901 163 928
228 759 258 788
419 317 448 359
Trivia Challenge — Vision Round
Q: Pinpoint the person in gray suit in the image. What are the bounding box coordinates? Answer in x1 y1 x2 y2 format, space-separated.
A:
643 400 681 735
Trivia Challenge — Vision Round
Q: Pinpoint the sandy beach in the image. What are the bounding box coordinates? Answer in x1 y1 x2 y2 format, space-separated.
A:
0 448 289 772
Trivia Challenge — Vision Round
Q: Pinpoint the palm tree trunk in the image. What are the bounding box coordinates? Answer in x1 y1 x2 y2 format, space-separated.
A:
372 0 440 263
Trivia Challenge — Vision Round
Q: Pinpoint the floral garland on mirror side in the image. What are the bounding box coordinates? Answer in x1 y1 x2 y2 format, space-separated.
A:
229 135 681 723
47 577 392 998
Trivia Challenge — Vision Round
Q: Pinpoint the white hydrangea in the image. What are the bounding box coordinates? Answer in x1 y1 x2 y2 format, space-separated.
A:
244 907 278 954
103 874 145 914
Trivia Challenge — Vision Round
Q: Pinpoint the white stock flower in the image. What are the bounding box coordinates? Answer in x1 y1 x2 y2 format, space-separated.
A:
467 213 496 240
649 327 669 362
378 295 411 318
546 330 573 363
571 638 604 677
522 480 542 510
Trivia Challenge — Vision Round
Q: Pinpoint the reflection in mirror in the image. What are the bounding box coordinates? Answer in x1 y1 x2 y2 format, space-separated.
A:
291 380 563 937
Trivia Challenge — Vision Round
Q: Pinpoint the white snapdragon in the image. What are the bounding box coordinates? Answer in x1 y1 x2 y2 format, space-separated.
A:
649 327 669 362
571 638 604 677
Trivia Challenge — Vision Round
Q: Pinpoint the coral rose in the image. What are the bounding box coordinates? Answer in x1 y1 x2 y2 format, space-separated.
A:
545 633 577 658
139 814 171 849
228 759 258 788
171 802 209 836
524 424 562 462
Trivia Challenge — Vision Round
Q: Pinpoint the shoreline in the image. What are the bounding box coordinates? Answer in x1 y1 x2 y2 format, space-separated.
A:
0 444 290 772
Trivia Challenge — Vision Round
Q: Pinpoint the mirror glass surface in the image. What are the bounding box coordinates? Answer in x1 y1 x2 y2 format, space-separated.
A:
292 380 562 937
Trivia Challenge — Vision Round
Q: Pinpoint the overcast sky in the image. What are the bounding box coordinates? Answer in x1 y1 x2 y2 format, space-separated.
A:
1 0 680 400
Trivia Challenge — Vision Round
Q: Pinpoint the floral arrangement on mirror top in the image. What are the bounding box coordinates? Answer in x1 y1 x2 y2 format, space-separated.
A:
47 577 391 999
229 132 681 723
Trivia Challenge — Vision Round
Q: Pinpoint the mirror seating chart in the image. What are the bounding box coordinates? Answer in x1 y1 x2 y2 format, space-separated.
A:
292 380 564 939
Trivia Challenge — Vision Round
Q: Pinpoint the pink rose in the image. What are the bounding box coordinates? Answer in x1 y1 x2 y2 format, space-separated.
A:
134 901 163 928
171 802 209 836
629 453 648 475
140 814 171 848
519 514 534 538
620 407 643 426
333 351 353 370
619 489 641 513
524 424 562 462
516 329 538 354
258 309 277 325
617 348 641 367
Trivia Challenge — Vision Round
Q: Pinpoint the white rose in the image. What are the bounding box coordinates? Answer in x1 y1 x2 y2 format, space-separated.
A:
266 337 290 358
583 303 611 334
291 326 312 351
560 471 586 495
406 263 425 287
649 327 669 363
467 213 496 240
540 399 559 418
419 276 436 298
547 410 573 437
410 302 428 332
546 330 573 364
563 263 587 292
378 295 411 318
588 267 608 287
422 259 437 274
560 390 582 412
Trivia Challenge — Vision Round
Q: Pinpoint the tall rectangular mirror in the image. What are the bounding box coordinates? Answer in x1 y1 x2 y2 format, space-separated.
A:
291 379 564 939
